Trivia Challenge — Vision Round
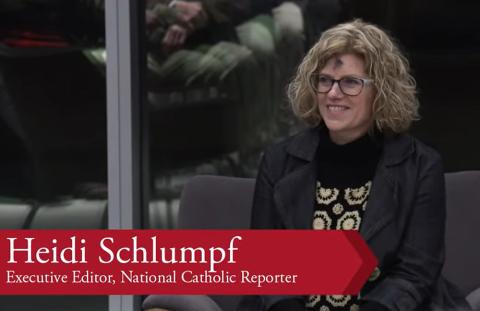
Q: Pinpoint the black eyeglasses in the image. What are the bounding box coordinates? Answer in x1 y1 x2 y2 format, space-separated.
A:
310 74 374 96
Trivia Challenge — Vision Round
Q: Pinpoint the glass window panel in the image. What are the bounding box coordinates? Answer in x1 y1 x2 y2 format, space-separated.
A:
0 0 108 310
142 0 331 230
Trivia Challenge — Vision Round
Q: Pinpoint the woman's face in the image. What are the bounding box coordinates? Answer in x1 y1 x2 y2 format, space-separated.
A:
316 53 376 144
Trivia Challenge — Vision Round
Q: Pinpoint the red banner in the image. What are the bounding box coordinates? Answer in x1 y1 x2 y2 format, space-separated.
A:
0 230 377 295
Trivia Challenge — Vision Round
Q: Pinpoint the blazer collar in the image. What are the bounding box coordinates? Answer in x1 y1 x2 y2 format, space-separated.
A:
285 126 322 162
381 132 415 166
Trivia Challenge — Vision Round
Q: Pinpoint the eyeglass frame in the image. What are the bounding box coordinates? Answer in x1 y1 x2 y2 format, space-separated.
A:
309 73 374 96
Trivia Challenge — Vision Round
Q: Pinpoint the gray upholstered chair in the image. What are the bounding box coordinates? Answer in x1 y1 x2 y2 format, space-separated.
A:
443 171 480 310
176 175 255 230
143 175 255 311
143 171 480 311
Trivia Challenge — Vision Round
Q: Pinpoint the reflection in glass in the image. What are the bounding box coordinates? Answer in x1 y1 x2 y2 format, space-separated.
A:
0 1 108 310
142 0 345 228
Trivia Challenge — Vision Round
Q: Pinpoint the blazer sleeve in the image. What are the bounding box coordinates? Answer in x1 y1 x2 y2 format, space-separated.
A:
251 151 283 229
250 150 305 310
363 151 446 311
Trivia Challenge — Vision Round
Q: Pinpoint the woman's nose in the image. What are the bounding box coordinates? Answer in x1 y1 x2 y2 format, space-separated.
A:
327 81 343 98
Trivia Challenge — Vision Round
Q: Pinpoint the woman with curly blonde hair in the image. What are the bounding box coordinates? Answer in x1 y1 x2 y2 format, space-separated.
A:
247 20 471 311
288 19 419 135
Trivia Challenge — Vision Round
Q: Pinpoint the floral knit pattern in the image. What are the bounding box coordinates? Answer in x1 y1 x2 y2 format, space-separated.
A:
307 180 372 311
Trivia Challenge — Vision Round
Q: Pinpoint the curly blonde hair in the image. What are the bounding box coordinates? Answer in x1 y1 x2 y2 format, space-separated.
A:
288 19 419 133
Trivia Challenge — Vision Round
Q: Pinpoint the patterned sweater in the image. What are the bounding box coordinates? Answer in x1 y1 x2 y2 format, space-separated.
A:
306 129 382 311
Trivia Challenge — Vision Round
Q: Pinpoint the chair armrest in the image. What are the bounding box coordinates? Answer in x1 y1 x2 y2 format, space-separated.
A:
467 288 480 311
143 295 222 311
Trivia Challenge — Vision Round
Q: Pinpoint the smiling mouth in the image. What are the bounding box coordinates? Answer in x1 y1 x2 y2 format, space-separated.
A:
327 105 349 111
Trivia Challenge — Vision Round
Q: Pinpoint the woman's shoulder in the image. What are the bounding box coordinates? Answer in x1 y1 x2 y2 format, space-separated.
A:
262 126 321 160
386 132 443 168
258 127 320 181
410 135 443 162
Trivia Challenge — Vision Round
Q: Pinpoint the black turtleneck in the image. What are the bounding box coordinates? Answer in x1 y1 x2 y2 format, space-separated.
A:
316 127 382 188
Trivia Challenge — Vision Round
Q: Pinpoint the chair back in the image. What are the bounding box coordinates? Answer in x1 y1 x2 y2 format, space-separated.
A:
443 171 480 295
178 175 256 311
178 175 255 229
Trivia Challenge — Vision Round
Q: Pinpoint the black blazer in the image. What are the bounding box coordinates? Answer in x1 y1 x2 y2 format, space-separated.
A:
249 126 470 311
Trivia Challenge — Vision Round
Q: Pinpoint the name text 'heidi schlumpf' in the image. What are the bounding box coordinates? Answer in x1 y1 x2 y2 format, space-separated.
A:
7 235 242 272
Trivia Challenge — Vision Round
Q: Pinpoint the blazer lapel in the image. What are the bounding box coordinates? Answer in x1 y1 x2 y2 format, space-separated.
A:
359 160 398 242
360 133 413 242
272 126 321 229
274 157 400 233
270 127 412 235
274 160 318 229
